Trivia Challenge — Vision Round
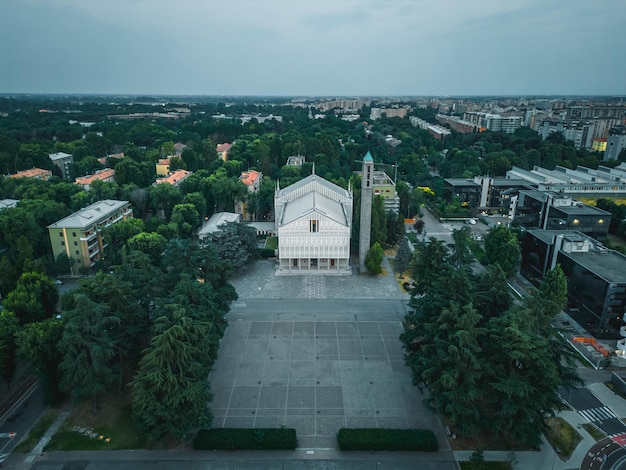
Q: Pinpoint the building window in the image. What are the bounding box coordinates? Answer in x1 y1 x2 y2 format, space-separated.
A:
59 232 63 237
61 241 65 246
310 219 318 233
72 232 76 237
74 241 78 246
75 250 79 255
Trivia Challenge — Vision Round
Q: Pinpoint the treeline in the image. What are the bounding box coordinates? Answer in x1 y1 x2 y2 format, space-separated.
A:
401 226 580 446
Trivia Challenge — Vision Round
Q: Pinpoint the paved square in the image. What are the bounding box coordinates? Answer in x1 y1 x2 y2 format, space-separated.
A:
210 318 436 449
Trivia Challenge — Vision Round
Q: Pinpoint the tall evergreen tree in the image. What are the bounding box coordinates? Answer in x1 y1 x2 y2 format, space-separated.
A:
59 294 119 412
132 306 213 440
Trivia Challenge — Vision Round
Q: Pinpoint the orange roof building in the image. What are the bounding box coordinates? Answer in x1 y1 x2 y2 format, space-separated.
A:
156 169 191 186
10 168 52 180
217 143 233 161
75 168 116 189
240 170 262 192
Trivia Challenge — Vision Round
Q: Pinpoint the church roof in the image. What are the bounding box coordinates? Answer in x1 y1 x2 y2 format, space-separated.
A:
275 173 351 200
281 190 348 226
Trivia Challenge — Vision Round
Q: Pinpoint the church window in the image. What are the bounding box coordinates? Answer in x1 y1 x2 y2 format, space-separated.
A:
310 219 318 232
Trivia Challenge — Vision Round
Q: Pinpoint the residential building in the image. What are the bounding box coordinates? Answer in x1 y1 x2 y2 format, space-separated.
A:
156 158 171 176
436 114 476 134
537 120 595 149
521 230 626 339
49 152 73 179
75 168 115 190
370 107 409 120
372 170 400 214
274 171 352 274
513 191 610 241
463 112 523 134
48 200 133 273
592 138 608 152
235 170 262 220
216 143 233 161
409 117 450 141
9 168 52 180
155 169 191 186
605 126 626 161
286 155 305 166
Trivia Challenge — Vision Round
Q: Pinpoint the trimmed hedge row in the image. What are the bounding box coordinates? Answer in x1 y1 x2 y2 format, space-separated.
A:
193 428 297 450
337 428 438 452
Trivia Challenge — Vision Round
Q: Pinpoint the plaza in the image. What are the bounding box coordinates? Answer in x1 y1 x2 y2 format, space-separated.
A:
209 259 448 450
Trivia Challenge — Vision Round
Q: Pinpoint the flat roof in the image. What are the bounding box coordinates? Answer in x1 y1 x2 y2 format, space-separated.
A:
48 200 130 229
527 229 626 283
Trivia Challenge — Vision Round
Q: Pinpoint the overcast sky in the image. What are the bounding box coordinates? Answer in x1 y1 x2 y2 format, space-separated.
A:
1 0 625 96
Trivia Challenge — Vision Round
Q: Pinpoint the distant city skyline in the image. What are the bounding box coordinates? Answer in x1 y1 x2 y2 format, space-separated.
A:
1 0 625 97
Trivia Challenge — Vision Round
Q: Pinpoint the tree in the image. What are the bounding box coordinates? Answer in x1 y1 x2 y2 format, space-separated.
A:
483 225 520 277
17 318 65 404
127 232 167 264
171 203 201 238
205 222 258 272
59 294 119 412
364 242 384 274
4 272 59 324
149 183 182 221
394 237 412 274
103 218 145 265
408 237 449 296
0 311 19 389
132 307 213 440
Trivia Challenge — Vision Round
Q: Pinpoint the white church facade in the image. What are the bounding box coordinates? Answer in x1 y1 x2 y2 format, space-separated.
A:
274 172 353 274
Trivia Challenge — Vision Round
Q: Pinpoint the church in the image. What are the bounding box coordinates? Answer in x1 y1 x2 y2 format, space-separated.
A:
274 170 353 274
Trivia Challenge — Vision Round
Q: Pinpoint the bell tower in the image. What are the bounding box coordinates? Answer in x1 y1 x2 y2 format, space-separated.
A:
359 151 374 272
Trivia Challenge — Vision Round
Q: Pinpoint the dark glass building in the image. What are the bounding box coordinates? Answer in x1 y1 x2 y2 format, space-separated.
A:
521 229 626 339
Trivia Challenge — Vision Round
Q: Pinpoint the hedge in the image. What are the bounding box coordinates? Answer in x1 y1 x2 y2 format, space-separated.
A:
193 428 297 450
337 428 438 452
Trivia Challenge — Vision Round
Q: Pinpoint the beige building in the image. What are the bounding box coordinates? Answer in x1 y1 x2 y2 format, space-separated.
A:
235 170 262 220
274 172 352 274
216 143 233 161
156 158 171 176
48 200 133 273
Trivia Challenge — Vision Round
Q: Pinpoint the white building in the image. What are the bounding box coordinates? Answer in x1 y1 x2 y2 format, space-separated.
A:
274 172 353 274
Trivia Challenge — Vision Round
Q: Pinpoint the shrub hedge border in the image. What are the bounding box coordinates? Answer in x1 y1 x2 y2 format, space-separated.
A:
337 428 438 451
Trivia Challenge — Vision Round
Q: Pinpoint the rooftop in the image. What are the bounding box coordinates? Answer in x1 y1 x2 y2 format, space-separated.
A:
49 152 72 161
75 168 115 186
281 190 348 227
198 212 240 238
48 200 130 229
10 168 51 179
240 170 261 187
156 169 191 186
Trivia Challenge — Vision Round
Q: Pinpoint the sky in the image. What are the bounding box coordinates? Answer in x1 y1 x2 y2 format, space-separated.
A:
1 0 625 96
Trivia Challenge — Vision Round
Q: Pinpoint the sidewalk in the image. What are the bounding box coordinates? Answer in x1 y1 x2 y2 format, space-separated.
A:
454 411 597 470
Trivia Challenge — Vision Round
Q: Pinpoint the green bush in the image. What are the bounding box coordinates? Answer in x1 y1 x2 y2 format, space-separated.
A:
193 427 297 450
259 248 276 259
337 428 438 452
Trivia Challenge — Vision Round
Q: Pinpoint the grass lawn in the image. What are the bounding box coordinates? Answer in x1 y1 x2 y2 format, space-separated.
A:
581 423 606 441
44 392 155 451
544 417 582 460
264 236 278 250
14 408 61 453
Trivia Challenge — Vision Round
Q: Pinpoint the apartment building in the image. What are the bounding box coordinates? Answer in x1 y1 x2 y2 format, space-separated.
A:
49 152 74 179
75 168 115 190
48 200 133 273
9 168 52 180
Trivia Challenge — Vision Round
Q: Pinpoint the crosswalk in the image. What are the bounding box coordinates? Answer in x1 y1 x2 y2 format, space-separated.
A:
579 406 618 423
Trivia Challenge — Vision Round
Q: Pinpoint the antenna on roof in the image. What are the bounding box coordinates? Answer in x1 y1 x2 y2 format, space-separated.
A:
312 162 315 175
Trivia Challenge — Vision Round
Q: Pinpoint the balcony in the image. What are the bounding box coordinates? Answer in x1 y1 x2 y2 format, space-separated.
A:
618 338 626 352
620 326 626 338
